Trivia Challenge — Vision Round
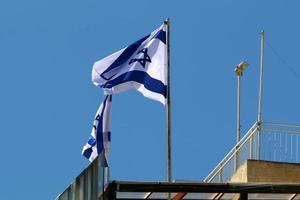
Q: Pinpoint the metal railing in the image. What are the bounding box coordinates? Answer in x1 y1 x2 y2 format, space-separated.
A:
261 122 300 163
204 121 300 183
204 122 259 183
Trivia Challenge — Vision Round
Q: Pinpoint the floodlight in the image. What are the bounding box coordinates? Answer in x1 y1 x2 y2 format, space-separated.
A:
235 61 249 76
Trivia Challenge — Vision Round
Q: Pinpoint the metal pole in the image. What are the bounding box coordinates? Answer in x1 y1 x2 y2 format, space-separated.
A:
102 165 105 200
105 167 109 186
237 75 241 143
235 74 241 172
234 61 248 144
257 30 265 160
164 18 172 183
234 61 248 171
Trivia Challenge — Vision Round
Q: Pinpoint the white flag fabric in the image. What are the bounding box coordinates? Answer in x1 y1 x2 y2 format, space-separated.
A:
82 95 112 165
92 24 167 105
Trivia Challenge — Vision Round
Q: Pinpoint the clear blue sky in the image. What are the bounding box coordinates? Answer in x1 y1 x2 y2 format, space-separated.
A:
1 1 300 199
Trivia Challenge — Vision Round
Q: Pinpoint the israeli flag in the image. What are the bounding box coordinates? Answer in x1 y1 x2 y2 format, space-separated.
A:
92 24 167 105
82 95 112 166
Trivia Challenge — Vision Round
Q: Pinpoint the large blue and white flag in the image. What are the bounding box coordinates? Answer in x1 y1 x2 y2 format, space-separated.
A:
82 95 112 166
92 24 167 105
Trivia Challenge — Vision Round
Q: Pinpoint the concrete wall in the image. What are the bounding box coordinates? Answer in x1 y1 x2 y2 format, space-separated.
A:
229 159 300 183
229 161 247 183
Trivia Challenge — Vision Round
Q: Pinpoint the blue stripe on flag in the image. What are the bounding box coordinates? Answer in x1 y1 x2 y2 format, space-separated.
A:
83 147 93 159
101 70 167 98
87 136 96 146
107 131 111 142
101 35 150 80
107 95 112 102
82 95 112 163
96 96 109 154
155 30 166 44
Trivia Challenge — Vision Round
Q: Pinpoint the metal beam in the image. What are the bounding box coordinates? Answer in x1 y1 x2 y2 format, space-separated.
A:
107 181 300 194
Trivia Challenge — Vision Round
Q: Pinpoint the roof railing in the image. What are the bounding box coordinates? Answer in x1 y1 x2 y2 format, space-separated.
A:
204 121 300 183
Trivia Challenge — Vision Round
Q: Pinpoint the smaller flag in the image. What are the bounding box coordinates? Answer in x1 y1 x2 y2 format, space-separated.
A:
91 23 167 105
82 95 112 166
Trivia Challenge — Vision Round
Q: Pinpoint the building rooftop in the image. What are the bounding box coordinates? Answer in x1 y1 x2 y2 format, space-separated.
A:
56 122 300 200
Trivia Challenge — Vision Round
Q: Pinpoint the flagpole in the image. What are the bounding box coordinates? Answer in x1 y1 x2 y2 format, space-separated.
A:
164 18 172 183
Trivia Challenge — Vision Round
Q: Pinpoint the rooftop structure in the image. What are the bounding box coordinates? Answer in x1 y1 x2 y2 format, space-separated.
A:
56 121 300 200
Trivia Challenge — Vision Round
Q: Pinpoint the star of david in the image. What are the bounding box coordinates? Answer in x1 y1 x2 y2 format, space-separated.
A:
129 48 151 68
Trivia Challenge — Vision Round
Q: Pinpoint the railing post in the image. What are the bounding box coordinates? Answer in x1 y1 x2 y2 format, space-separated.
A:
219 164 223 182
297 135 299 163
250 135 253 159
234 147 239 172
257 122 261 160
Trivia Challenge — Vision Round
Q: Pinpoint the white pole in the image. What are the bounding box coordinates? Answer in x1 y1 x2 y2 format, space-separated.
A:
235 75 241 171
234 61 248 171
234 61 248 144
237 75 241 144
164 18 172 183
258 31 264 124
258 31 265 160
